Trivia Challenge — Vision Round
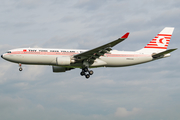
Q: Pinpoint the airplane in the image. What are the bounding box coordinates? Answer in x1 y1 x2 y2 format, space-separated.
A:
1 27 177 79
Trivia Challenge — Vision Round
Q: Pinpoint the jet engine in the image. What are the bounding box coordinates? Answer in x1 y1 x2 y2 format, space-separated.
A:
56 56 75 65
52 66 74 72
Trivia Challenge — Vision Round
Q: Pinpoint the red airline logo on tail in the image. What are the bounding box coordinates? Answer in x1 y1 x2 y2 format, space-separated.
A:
156 36 166 47
144 34 172 49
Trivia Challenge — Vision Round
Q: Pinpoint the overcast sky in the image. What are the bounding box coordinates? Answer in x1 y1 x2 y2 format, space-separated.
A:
0 0 180 120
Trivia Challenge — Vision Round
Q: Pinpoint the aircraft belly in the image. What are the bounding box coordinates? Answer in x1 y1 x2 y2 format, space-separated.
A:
101 56 153 67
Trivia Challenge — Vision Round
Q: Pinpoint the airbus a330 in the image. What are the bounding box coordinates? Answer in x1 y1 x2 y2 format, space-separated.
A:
1 27 177 79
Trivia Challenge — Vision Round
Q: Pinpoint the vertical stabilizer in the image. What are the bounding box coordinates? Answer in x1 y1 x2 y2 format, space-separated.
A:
137 27 174 53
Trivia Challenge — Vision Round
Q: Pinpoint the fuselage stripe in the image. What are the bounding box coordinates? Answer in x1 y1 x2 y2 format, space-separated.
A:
5 51 150 58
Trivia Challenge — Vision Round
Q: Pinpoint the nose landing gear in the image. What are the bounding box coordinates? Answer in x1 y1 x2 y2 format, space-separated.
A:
19 63 23 71
80 67 94 79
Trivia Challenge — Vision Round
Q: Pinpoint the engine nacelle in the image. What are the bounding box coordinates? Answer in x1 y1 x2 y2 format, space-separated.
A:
52 66 74 72
56 56 75 65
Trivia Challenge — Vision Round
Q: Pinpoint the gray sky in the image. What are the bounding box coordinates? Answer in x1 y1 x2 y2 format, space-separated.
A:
0 0 180 120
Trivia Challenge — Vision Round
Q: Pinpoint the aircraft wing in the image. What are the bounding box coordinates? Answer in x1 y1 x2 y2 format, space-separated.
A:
74 32 129 62
152 48 177 59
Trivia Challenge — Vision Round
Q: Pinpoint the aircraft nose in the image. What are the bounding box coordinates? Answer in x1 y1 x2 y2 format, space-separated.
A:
1 54 3 58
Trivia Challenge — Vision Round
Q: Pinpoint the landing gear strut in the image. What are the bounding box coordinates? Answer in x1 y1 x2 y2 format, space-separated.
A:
19 63 23 71
80 67 94 79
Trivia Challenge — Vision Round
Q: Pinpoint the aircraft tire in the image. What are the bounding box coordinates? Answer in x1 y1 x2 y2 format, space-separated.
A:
89 70 93 75
19 68 23 71
84 67 88 72
85 74 90 79
80 71 85 76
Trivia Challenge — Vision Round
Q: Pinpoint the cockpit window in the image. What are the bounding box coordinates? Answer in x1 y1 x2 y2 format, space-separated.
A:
7 51 11 53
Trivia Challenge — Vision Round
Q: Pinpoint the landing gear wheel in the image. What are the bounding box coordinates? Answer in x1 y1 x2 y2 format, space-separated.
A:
19 68 23 71
89 70 93 75
85 74 90 79
84 67 88 72
80 67 94 79
19 63 22 71
80 71 85 76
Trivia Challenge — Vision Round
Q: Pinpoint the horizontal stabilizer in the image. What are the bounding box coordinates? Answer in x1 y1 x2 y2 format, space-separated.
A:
152 48 177 59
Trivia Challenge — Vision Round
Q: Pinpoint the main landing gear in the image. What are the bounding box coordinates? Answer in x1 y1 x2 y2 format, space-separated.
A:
19 63 23 71
80 67 94 79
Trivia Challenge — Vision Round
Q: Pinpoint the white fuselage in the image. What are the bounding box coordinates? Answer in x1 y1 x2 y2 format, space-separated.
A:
2 48 154 68
1 27 175 79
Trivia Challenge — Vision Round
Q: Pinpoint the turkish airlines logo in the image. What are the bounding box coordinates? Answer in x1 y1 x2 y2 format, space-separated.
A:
156 36 166 47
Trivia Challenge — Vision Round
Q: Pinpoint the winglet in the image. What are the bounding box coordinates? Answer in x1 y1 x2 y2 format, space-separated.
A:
121 32 130 39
